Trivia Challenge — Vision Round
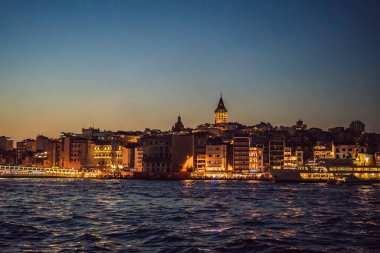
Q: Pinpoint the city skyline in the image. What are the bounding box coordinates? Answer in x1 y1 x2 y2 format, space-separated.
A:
1 0 380 141
0 94 372 143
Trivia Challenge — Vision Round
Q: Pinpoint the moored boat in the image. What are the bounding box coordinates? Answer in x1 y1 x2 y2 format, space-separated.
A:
269 166 380 183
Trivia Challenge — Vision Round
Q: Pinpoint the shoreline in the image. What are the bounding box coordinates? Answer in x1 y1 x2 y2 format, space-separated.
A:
0 175 270 181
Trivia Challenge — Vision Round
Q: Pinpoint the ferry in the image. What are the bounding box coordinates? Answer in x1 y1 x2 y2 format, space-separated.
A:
269 165 380 183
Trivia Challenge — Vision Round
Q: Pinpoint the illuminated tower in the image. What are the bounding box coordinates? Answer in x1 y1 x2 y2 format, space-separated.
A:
214 94 228 124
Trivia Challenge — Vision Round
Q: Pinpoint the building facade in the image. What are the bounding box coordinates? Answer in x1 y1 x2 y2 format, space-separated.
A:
0 136 14 152
233 137 250 174
93 144 132 169
332 143 367 159
193 133 208 173
16 139 36 165
269 140 285 167
249 146 264 172
134 146 143 172
142 136 172 173
60 135 93 169
205 143 227 178
313 144 334 163
284 147 304 167
375 152 380 166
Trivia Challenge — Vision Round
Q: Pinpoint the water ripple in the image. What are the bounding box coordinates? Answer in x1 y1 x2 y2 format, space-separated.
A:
0 179 379 252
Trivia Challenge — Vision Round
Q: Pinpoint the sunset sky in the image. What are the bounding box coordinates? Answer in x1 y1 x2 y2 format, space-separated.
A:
1 0 379 141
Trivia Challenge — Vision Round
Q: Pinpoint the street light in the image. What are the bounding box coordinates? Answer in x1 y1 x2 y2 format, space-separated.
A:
364 156 369 166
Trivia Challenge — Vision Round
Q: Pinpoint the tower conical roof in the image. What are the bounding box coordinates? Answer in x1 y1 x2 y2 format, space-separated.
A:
215 95 227 112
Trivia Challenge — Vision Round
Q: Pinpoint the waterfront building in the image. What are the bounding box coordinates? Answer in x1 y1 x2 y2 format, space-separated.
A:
313 144 334 163
349 120 365 133
33 135 50 167
249 146 264 172
47 140 61 168
141 134 193 173
193 132 208 173
60 134 93 169
269 140 285 167
142 135 172 173
93 144 113 168
0 136 14 152
134 146 143 172
332 143 367 159
0 137 15 165
214 95 228 124
24 137 62 168
36 135 50 152
16 139 36 165
93 144 132 169
233 137 250 174
205 140 227 178
284 147 304 167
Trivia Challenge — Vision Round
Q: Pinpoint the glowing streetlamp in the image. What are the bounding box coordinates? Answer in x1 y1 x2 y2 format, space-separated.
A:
364 156 369 166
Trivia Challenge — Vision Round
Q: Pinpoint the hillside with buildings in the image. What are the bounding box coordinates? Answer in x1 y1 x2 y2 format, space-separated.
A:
1 95 379 178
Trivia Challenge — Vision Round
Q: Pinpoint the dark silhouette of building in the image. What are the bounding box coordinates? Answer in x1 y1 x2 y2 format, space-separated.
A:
172 115 185 132
349 120 365 133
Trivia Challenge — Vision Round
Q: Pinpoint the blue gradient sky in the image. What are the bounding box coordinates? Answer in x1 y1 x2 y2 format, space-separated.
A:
1 0 380 141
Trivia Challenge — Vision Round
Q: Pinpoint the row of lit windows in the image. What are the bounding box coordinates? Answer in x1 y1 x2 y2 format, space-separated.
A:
249 153 262 157
208 161 221 165
94 153 122 157
329 167 380 172
205 167 226 171
94 146 122 151
335 148 365 153
208 154 221 158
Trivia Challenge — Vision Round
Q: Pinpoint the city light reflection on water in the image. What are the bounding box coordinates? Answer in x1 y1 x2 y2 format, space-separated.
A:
0 179 379 252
